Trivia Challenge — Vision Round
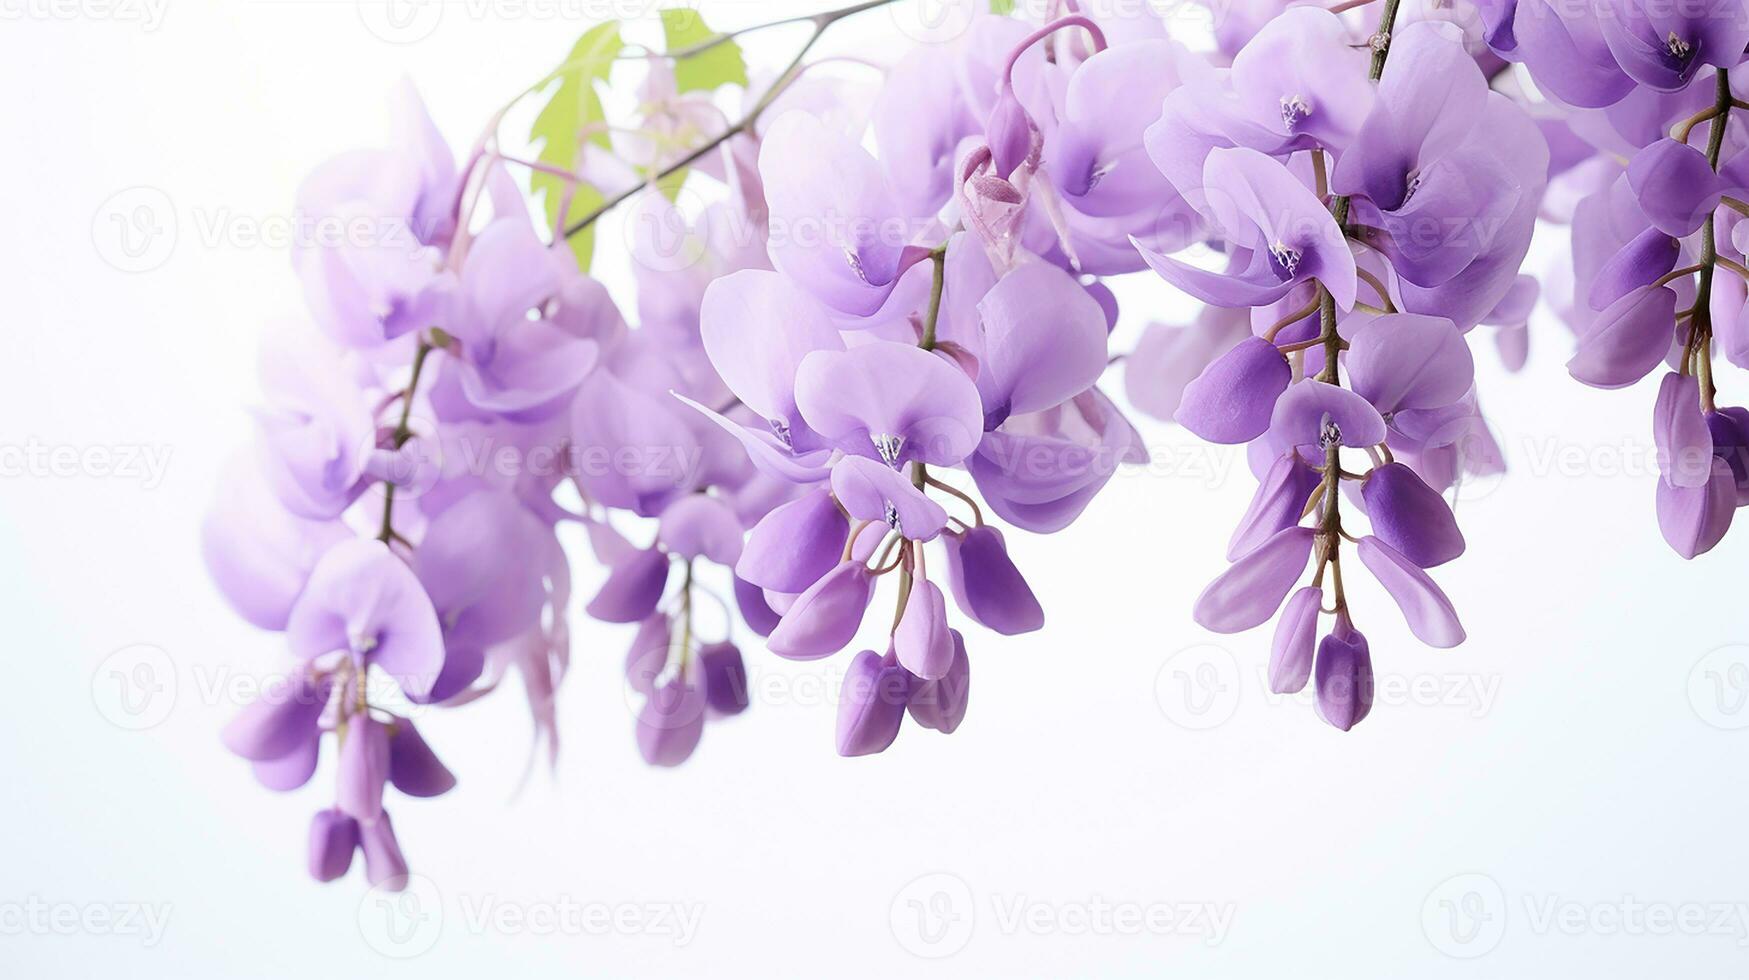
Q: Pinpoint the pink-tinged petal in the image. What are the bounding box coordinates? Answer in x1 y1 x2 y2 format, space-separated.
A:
1267 381 1388 456
737 487 849 594
1355 536 1466 648
699 269 845 434
587 546 670 624
1567 285 1678 389
1192 527 1315 633
286 539 445 700
1175 336 1291 444
836 649 909 757
1656 457 1736 559
974 261 1110 428
894 579 953 680
1313 616 1373 732
907 630 970 734
794 344 984 466
336 716 390 822
387 719 455 798
1652 372 1714 489
942 526 1043 636
1345 314 1474 415
1360 463 1466 569
1229 453 1323 561
358 811 409 889
637 677 706 767
766 561 875 660
1270 587 1322 695
829 456 948 542
308 809 359 883
657 494 745 566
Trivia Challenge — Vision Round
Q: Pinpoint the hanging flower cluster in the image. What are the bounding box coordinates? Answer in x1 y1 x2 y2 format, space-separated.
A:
203 0 1749 889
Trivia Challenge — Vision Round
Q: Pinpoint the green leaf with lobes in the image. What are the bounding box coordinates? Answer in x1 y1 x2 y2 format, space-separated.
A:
528 20 622 272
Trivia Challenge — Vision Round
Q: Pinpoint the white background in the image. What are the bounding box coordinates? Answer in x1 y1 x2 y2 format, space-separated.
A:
5 0 1749 975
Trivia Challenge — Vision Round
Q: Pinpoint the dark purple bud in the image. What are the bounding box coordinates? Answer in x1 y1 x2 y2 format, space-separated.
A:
1360 462 1466 568
387 719 455 798
586 546 670 624
1313 615 1373 732
836 649 910 757
697 641 750 717
943 526 1044 636
307 808 359 884
1175 337 1291 444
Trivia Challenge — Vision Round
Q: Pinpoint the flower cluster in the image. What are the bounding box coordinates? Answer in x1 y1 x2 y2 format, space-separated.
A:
1502 0 1749 557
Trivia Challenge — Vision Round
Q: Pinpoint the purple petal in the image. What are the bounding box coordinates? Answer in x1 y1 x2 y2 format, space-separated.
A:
586 546 671 624
1346 314 1475 415
625 614 670 696
1267 381 1388 455
974 261 1110 428
734 576 782 637
1627 139 1724 237
657 494 745 566
1656 457 1737 559
1355 536 1466 648
254 738 320 792
737 487 849 594
1567 285 1678 389
358 812 409 889
907 630 970 734
835 649 909 757
1589 226 1680 311
1652 371 1714 488
1193 526 1315 633
203 456 350 632
1176 336 1292 444
1313 617 1373 732
697 641 750 717
794 344 984 467
829 456 948 542
336 716 390 822
308 809 359 883
942 525 1044 636
386 719 455 798
221 670 329 762
699 269 845 436
1230 453 1323 560
766 561 874 660
1122 308 1253 424
1271 587 1322 694
894 579 953 680
286 539 445 700
1361 463 1466 568
637 677 706 767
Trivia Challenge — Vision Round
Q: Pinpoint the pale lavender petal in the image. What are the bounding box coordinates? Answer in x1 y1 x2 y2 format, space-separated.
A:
766 561 874 660
1355 536 1466 648
286 539 445 700
359 812 409 889
586 546 671 624
1192 526 1315 633
1656 457 1736 559
1567 285 1678 389
1652 371 1714 488
1267 381 1389 455
1229 453 1322 560
974 261 1110 428
637 677 706 767
836 649 909 757
387 719 455 798
1175 336 1291 444
1270 587 1322 694
942 525 1044 636
894 579 953 680
336 716 390 822
737 487 849 594
657 494 745 566
1345 314 1475 415
829 455 948 542
794 343 984 467
907 630 970 733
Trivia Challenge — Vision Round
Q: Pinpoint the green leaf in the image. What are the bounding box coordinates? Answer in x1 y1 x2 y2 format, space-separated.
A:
528 20 623 272
988 0 1016 14
661 8 747 93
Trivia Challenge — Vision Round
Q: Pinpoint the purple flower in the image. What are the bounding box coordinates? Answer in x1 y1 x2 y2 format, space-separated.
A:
286 539 446 701
794 343 985 468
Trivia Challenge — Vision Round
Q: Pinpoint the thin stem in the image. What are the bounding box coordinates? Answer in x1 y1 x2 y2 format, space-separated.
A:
1355 267 1396 312
1686 68 1731 410
563 0 897 240
919 243 948 350
1263 294 1321 342
925 475 985 527
377 338 436 543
